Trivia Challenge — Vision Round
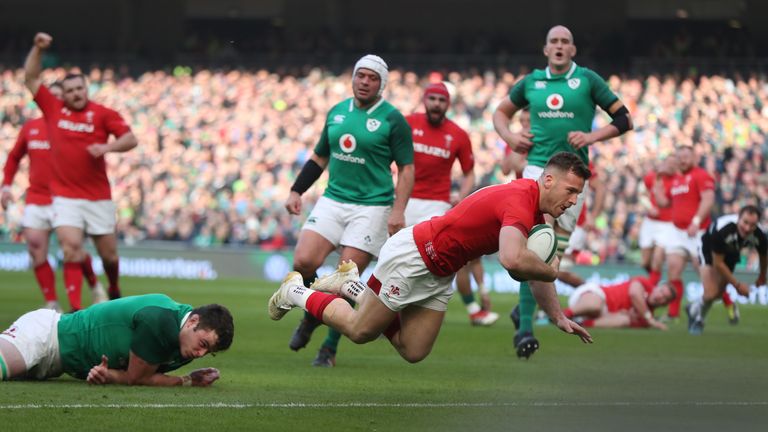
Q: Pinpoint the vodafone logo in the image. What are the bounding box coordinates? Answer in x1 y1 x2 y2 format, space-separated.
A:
546 94 564 110
339 134 356 153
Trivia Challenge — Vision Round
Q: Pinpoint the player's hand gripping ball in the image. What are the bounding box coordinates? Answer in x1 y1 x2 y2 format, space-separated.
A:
527 224 557 264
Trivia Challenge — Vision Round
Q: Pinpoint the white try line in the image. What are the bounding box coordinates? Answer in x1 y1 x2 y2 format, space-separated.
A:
2 401 768 409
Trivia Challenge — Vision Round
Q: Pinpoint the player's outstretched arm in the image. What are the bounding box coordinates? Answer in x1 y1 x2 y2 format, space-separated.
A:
86 352 219 387
628 281 666 330
24 33 52 95
529 279 594 343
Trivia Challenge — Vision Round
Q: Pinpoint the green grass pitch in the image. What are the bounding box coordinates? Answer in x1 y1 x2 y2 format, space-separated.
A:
1 270 767 431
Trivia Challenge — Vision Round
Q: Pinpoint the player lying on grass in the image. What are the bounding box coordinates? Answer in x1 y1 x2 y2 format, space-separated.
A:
563 277 676 330
0 294 234 386
269 152 593 363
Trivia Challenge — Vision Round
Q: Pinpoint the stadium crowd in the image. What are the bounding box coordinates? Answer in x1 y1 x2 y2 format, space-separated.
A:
2 65 768 266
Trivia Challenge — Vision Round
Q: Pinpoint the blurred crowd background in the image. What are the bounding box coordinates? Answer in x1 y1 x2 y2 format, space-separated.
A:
2 0 768 267
3 63 768 266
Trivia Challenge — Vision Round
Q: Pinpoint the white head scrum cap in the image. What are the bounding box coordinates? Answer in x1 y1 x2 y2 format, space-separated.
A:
353 54 389 97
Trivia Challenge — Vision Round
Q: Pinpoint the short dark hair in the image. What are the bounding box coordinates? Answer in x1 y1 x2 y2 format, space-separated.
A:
191 304 234 352
660 282 676 301
544 152 591 180
50 81 63 91
739 204 762 220
62 73 86 84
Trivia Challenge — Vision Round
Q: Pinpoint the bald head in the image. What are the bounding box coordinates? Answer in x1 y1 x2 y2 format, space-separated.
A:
543 25 576 72
546 25 574 44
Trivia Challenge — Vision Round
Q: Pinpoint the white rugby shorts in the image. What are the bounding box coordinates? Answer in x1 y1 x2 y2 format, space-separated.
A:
568 282 607 314
52 197 116 235
0 309 62 380
302 196 391 257
22 204 54 230
370 226 455 312
404 198 451 227
638 218 675 249
665 226 703 258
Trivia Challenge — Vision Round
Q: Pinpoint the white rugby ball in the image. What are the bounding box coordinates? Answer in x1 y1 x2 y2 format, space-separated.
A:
527 224 557 264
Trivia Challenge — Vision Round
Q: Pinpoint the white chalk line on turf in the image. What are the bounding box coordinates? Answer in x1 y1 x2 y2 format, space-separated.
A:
2 401 768 409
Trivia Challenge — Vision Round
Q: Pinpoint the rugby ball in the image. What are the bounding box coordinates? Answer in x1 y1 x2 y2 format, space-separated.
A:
527 224 557 264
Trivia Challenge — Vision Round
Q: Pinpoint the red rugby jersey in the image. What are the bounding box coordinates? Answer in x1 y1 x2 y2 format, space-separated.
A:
2 118 53 205
34 85 131 200
407 113 474 203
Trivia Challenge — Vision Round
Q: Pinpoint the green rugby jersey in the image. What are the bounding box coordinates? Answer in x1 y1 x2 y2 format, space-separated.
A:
314 98 413 205
509 62 618 166
57 294 193 379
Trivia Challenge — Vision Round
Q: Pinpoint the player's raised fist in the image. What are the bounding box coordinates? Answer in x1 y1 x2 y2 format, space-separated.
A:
33 33 53 49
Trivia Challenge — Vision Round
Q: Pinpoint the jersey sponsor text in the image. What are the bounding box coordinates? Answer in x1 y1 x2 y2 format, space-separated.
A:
57 119 95 133
414 142 451 159
332 152 366 165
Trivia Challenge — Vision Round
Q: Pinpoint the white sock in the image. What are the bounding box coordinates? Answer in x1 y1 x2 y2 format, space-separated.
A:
689 299 702 319
286 284 315 310
467 302 481 315
340 280 367 301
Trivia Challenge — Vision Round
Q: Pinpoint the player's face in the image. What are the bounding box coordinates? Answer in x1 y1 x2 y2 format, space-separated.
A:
62 77 88 110
542 169 585 218
352 68 382 106
676 148 695 172
737 211 760 238
543 26 576 71
424 93 449 126
179 315 219 359
648 283 674 306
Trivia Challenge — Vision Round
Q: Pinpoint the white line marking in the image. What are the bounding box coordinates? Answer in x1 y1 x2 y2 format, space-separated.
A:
1 401 767 409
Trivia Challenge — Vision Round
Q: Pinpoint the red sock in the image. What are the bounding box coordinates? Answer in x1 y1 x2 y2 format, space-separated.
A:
63 262 83 311
649 270 661 285
103 260 120 298
305 292 340 321
34 262 57 301
581 319 595 328
668 280 684 318
563 307 574 319
722 291 733 307
81 254 98 287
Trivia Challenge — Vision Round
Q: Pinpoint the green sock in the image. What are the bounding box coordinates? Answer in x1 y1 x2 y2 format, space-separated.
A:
322 328 342 353
519 281 536 334
321 297 355 352
460 293 475 305
0 353 8 380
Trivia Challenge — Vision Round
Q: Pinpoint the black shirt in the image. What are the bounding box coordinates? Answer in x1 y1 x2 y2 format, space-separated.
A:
700 214 767 269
